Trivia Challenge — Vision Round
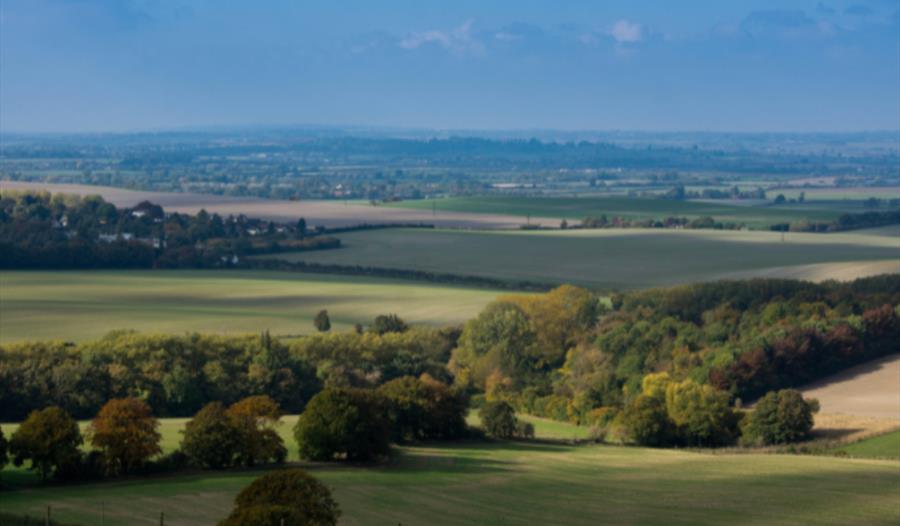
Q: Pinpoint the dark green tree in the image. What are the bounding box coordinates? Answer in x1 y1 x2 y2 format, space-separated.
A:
9 406 83 481
313 310 331 332
479 401 518 439
181 402 241 469
742 389 819 445
218 469 340 526
294 388 391 461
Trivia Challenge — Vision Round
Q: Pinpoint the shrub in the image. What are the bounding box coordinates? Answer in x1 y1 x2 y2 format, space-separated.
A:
370 314 408 335
9 406 83 481
294 388 391 461
742 389 819 445
88 398 162 475
218 468 340 526
377 376 467 442
479 401 517 439
515 421 535 439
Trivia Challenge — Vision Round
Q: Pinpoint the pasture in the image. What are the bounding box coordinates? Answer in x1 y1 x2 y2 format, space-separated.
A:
263 228 900 290
830 431 900 460
0 270 504 343
1 440 897 525
389 195 876 227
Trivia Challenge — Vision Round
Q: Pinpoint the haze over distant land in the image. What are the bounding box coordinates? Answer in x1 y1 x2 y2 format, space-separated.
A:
1 0 899 133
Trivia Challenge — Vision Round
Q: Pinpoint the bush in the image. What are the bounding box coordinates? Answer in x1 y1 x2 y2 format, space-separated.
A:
377 376 467 442
479 401 517 439
515 421 535 439
294 388 391 461
9 406 83 481
218 468 340 526
742 389 819 445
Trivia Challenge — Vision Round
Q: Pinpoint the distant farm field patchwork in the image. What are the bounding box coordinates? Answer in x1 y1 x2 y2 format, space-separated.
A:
263 228 900 290
0 270 504 343
389 195 877 227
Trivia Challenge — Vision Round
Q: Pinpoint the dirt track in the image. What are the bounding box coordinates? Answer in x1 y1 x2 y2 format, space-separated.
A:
0 181 557 229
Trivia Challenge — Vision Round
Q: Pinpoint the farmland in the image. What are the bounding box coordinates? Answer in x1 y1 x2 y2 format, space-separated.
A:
262 228 900 290
831 431 900 460
0 270 505 343
1 439 897 526
388 195 881 228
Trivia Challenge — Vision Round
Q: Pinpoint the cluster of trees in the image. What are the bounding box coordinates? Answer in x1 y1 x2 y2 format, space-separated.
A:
663 185 767 201
2 375 470 484
770 210 900 233
0 317 461 421
3 277 896 455
579 214 746 231
4 399 160 481
0 191 338 269
295 377 468 461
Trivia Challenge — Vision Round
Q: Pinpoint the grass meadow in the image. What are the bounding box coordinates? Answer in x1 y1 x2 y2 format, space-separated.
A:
830 430 900 460
0 270 506 343
264 228 900 290
2 417 899 526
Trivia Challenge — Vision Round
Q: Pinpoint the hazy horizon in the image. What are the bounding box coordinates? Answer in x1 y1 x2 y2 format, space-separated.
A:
2 0 899 134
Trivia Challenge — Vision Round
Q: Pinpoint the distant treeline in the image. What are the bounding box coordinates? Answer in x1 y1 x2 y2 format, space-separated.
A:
770 210 900 233
0 191 339 269
247 257 556 292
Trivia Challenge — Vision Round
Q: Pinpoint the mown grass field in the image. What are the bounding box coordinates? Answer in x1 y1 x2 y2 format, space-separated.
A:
0 270 505 343
830 430 900 460
263 228 900 290
1 440 898 526
389 195 874 227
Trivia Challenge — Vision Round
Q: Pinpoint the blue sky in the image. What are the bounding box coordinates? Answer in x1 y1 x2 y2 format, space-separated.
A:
1 0 898 133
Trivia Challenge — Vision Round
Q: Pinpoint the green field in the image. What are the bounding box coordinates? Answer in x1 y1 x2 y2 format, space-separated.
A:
0 270 505 343
1 440 897 525
262 228 900 290
830 431 900 460
389 196 873 227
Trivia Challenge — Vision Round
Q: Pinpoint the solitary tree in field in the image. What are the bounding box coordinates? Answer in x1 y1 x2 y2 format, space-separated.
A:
9 407 83 481
313 310 331 332
88 398 162 475
218 469 340 526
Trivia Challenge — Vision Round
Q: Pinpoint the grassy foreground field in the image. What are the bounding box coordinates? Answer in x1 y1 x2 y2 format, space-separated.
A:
0 270 505 343
1 441 898 526
264 228 899 290
831 431 900 460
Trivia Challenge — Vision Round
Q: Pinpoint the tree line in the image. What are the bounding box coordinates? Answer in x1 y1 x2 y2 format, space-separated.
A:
0 190 339 269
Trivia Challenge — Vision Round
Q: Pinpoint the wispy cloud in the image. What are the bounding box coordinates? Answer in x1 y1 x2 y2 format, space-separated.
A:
399 19 484 55
610 20 642 43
